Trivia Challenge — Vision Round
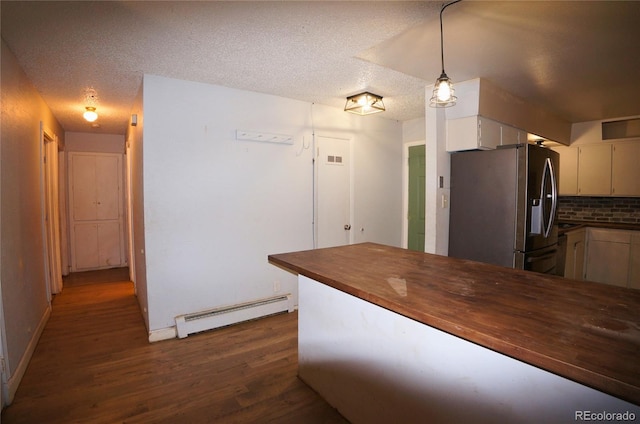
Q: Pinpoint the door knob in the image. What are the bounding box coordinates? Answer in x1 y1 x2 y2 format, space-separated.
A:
344 224 351 231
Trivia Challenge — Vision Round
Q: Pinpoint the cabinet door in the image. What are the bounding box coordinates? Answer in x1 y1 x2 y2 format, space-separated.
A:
585 240 629 286
585 229 631 287
501 125 520 146
578 144 612 195
478 117 501 149
564 229 585 280
552 146 579 195
71 155 98 221
446 116 478 152
574 238 585 281
95 155 121 220
612 142 640 196
446 116 501 151
73 223 100 270
630 233 640 290
98 222 123 268
72 222 123 270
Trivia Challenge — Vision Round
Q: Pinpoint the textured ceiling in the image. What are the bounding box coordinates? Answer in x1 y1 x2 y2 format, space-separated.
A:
2 1 640 135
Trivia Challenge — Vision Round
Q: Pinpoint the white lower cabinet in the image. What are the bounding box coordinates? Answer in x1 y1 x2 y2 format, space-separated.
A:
631 233 640 290
584 228 638 288
564 229 585 280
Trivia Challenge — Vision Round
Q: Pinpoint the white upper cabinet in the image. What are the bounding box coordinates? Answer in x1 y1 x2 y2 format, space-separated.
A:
553 140 640 197
612 141 640 196
551 145 579 195
577 144 612 196
500 124 526 146
446 116 522 152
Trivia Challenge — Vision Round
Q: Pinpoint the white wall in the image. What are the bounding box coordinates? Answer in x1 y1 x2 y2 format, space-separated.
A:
127 84 149 331
402 117 426 144
0 39 64 404
140 75 403 336
65 132 125 153
425 85 450 255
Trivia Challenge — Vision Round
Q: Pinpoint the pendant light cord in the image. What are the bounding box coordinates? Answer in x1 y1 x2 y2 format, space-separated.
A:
439 0 462 74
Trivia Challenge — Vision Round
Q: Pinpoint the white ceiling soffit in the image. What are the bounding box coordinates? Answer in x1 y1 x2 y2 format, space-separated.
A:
361 1 640 124
2 1 640 135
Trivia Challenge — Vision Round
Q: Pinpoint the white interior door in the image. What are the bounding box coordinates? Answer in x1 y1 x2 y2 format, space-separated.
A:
316 136 352 248
69 152 125 271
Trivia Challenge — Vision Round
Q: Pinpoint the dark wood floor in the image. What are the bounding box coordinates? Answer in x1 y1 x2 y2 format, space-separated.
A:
2 268 348 424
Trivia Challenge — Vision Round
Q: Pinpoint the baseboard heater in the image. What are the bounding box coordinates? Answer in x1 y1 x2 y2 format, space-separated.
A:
175 294 294 339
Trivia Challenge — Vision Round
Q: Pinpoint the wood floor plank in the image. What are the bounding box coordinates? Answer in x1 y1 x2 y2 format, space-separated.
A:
2 273 347 424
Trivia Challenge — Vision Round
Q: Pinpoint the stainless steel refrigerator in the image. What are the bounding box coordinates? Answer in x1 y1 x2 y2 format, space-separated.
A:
448 143 559 274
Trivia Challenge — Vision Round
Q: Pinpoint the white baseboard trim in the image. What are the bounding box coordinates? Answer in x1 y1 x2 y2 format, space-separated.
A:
148 326 176 343
5 305 51 406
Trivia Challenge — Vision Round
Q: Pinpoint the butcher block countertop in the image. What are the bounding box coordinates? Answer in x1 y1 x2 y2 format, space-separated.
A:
268 242 640 405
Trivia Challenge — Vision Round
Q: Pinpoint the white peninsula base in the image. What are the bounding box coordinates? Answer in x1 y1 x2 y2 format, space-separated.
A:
298 275 639 424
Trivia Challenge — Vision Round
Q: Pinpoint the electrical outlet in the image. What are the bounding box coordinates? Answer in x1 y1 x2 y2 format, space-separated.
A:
273 281 281 292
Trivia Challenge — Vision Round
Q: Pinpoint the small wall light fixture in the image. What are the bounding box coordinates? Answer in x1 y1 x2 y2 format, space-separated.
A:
344 92 385 115
83 106 98 122
429 0 462 108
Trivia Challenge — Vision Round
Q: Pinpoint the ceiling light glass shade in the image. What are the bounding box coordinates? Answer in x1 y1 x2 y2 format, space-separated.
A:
83 106 98 122
344 92 385 115
429 73 457 108
429 0 461 108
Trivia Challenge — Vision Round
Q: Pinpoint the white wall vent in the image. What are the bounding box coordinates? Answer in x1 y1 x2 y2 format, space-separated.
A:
175 294 294 338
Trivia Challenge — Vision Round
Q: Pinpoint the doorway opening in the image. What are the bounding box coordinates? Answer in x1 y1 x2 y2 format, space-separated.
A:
403 142 426 251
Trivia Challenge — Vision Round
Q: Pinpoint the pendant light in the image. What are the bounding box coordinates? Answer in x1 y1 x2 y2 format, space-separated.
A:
429 0 462 108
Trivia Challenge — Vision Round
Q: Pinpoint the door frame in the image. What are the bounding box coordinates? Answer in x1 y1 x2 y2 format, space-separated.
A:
402 140 426 249
125 140 136 292
40 123 63 297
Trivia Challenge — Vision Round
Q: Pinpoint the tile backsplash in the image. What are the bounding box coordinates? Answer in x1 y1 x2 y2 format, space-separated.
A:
557 197 640 224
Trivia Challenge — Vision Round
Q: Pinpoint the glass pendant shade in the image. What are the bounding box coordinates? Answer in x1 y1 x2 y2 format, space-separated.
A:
83 106 98 122
344 92 385 115
429 0 461 108
429 73 457 108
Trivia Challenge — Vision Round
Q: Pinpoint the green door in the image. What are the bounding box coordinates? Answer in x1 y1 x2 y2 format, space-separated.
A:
408 145 426 251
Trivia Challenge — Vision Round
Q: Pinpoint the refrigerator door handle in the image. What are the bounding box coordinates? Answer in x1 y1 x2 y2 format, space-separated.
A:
542 157 557 238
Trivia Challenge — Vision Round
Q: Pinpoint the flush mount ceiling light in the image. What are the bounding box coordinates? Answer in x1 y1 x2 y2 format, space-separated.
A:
344 92 385 115
83 106 98 122
429 0 462 108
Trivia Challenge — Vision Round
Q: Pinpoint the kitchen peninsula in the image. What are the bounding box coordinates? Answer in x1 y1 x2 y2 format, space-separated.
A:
269 243 640 424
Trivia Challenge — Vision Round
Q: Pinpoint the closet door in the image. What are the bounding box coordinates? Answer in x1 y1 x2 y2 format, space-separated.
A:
69 152 125 271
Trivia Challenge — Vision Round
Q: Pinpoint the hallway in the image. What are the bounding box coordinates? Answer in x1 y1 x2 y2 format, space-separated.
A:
1 270 346 423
